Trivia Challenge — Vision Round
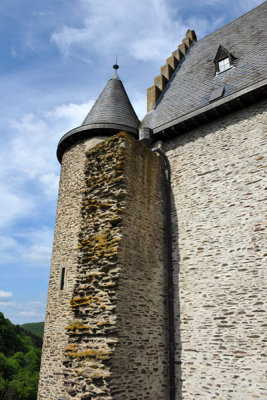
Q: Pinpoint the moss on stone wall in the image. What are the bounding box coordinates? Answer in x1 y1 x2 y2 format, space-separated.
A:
39 130 168 400
62 132 129 398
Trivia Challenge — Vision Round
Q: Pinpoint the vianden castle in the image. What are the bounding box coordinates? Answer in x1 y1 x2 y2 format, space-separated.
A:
38 2 267 399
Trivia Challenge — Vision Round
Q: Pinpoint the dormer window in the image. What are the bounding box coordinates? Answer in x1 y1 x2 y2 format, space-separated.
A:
214 45 235 74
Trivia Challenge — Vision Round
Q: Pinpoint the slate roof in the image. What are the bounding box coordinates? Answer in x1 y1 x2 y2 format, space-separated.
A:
82 74 139 132
142 1 267 133
57 71 139 162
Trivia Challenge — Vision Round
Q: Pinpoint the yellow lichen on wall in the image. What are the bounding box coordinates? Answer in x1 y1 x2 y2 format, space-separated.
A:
62 132 130 398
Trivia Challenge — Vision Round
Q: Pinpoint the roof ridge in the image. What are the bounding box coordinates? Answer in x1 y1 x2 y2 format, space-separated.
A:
146 30 197 112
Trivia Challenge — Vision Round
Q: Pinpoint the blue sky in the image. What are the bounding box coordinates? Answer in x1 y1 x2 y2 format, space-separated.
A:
0 0 263 324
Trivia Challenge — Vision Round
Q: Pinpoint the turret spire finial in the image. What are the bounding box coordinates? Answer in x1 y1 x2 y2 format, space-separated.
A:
113 55 119 70
112 56 120 80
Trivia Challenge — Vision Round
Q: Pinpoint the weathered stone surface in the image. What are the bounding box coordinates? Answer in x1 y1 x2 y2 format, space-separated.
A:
38 133 168 399
38 136 99 400
164 99 267 400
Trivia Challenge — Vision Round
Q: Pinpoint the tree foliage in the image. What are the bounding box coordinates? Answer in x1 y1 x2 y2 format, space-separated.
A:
0 312 42 400
20 322 44 338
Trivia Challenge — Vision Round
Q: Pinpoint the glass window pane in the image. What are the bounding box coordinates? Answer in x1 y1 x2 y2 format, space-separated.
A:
218 57 230 72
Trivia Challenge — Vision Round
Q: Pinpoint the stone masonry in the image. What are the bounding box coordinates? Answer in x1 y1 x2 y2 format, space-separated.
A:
164 99 267 400
38 136 107 399
38 132 168 399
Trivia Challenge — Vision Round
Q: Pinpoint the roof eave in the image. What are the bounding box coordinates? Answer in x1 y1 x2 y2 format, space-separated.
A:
150 79 267 140
57 123 139 163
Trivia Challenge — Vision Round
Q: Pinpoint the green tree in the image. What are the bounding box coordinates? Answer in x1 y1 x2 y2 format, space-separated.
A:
0 354 18 380
2 383 19 400
0 314 22 356
0 376 7 399
0 312 42 400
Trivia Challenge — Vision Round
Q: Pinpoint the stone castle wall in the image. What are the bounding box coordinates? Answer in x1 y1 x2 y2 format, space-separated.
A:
164 99 267 400
38 133 168 399
38 136 107 399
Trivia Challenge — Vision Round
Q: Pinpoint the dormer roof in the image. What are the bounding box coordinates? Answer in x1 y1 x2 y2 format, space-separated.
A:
57 67 139 163
214 45 233 63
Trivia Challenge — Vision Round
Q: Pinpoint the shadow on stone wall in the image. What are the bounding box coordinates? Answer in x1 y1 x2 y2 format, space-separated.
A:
170 189 182 400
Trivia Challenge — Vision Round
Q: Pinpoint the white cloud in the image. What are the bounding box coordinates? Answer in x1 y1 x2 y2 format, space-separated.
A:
46 101 94 127
9 113 59 180
0 227 54 268
28 301 44 306
51 0 191 63
3 107 74 182
0 290 13 299
0 301 16 308
7 101 93 182
51 26 89 58
19 311 38 317
0 236 18 250
0 185 34 229
22 244 52 267
0 236 22 264
0 100 93 233
19 227 54 267
5 299 46 324
10 47 18 58
39 173 60 199
21 226 54 246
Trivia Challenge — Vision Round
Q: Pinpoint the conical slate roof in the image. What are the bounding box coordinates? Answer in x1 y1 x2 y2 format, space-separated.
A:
57 67 140 163
82 73 139 130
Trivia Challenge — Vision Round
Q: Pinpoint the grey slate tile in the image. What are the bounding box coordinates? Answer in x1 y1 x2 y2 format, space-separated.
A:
83 76 139 131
